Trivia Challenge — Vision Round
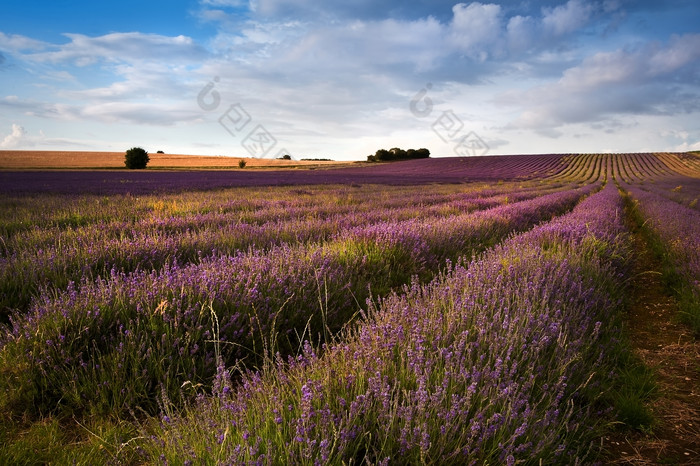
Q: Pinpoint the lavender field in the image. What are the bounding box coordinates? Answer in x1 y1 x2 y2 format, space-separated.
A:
1 152 699 464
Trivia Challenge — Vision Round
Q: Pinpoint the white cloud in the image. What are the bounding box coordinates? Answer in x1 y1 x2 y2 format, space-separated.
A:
646 34 700 77
0 93 202 126
506 15 537 53
0 32 50 53
557 34 700 92
449 3 504 60
497 33 700 134
2 0 695 158
26 32 209 66
541 0 596 36
0 96 69 120
673 140 700 152
39 70 77 82
558 49 641 91
65 63 195 101
0 123 104 149
0 124 28 148
80 101 202 125
204 0 613 80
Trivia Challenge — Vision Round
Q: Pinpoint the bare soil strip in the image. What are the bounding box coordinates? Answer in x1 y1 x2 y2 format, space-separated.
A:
605 227 700 464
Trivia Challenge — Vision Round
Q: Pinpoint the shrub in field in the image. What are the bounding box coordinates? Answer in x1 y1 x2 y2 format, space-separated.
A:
145 184 630 464
238 159 247 168
124 147 149 169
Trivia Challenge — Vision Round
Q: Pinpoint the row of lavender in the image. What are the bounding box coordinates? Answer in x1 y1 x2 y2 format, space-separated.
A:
0 182 520 235
145 183 629 464
0 182 569 315
623 182 700 331
0 156 571 195
0 183 597 418
631 177 700 212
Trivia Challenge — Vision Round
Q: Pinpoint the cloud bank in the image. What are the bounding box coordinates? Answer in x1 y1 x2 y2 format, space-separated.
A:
0 0 698 156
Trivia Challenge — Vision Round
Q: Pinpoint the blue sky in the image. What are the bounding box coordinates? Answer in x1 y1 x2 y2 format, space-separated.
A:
1 0 699 160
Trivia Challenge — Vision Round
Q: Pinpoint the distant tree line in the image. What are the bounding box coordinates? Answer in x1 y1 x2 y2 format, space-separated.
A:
367 147 430 162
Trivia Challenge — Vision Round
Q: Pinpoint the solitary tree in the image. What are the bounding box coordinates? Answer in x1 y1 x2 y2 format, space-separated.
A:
124 147 149 169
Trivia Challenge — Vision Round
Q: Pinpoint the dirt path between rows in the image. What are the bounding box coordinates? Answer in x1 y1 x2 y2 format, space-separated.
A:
604 224 700 464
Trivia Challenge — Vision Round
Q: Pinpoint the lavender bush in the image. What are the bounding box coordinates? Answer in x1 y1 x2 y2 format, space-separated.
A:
635 178 700 211
4 152 699 463
0 184 595 417
0 156 571 195
1 182 570 315
144 184 630 464
624 184 700 331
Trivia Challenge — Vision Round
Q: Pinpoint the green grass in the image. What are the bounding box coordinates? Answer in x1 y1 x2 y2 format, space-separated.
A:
0 414 142 465
612 354 657 431
603 187 660 432
621 192 700 335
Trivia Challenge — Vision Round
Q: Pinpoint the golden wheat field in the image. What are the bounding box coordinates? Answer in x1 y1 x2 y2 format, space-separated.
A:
0 150 350 169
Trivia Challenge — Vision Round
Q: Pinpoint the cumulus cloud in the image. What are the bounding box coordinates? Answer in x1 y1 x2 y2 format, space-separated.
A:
506 15 538 53
0 31 213 127
541 0 595 36
2 0 691 157
203 0 614 85
497 33 700 134
271 16 446 73
0 123 97 149
207 3 524 83
554 34 700 92
449 3 504 60
0 124 28 148
672 140 700 152
0 0 616 147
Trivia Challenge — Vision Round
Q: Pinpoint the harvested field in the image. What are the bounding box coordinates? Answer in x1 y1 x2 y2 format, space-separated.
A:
0 150 349 170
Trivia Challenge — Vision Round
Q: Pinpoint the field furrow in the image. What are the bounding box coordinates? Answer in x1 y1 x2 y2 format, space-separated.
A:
623 184 700 332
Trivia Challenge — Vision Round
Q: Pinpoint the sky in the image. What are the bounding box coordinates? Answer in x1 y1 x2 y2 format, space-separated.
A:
1 0 699 160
